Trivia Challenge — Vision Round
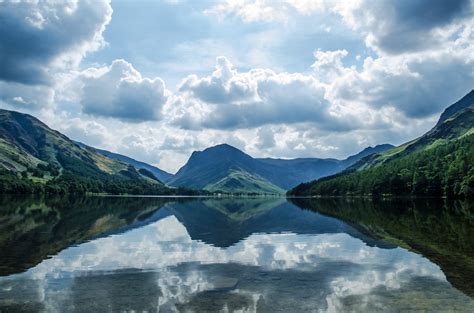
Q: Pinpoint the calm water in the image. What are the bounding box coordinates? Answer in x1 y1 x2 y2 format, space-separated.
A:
0 196 473 312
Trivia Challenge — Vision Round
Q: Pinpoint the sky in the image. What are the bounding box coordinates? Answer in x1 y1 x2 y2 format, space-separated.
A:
0 0 473 173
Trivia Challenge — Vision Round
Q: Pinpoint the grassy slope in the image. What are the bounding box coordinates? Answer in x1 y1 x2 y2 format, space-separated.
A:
204 169 285 194
0 109 181 194
76 141 173 183
0 109 130 176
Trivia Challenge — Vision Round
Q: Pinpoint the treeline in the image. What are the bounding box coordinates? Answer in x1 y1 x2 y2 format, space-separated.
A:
289 135 474 198
0 151 201 196
0 169 200 195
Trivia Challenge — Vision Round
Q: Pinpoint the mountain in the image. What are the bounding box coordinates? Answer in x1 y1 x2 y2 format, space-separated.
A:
168 143 394 194
341 144 395 166
76 142 173 183
437 89 474 126
255 144 394 189
0 109 178 195
167 144 283 194
289 90 474 198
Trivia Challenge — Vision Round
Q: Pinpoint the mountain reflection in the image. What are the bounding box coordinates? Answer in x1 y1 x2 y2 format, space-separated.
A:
164 198 390 248
0 195 176 275
0 196 473 312
291 197 474 297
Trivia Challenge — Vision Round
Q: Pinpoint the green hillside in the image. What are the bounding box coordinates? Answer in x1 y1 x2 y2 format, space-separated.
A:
0 109 185 195
203 169 284 194
289 91 474 198
168 143 393 194
75 141 173 183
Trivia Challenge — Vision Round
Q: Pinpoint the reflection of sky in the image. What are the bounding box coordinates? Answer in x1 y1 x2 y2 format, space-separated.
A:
0 215 471 312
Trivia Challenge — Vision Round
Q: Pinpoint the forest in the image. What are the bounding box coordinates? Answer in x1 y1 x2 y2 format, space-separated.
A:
289 134 474 199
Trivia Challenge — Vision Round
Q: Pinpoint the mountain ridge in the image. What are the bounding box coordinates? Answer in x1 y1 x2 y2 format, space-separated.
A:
289 90 474 198
0 108 395 195
75 142 173 183
0 109 179 195
168 142 394 193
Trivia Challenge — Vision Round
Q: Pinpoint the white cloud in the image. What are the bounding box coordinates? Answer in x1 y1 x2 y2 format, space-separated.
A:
0 81 54 111
311 49 349 81
326 44 474 118
79 59 169 122
171 56 368 131
206 0 326 23
62 118 111 148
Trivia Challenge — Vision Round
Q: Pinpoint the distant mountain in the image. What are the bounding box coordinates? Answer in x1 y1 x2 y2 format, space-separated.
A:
0 109 179 195
167 144 283 194
76 142 173 183
168 143 394 194
341 144 395 166
289 90 474 198
255 144 394 190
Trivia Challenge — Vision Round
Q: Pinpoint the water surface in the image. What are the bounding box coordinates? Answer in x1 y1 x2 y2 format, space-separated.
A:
0 196 473 312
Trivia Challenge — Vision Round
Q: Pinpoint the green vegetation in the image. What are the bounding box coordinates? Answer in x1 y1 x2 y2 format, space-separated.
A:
289 95 474 199
77 141 174 183
204 169 284 195
0 164 196 195
169 143 393 193
289 134 474 198
0 109 202 195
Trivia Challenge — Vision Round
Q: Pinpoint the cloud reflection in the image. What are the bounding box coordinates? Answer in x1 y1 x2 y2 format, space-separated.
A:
1 215 472 312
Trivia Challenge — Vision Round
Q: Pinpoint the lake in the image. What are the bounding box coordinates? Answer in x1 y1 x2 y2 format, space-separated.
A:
0 196 473 312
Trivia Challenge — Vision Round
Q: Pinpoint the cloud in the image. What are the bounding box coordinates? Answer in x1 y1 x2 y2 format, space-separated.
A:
79 59 169 122
0 81 54 110
326 46 474 118
172 56 364 131
206 0 326 23
311 49 349 81
0 0 112 85
2 0 472 172
62 118 110 148
209 0 472 55
336 0 473 54
179 56 257 104
256 126 277 149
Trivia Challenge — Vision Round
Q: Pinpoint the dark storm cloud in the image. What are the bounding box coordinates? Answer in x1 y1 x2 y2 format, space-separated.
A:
0 0 111 85
361 0 472 54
